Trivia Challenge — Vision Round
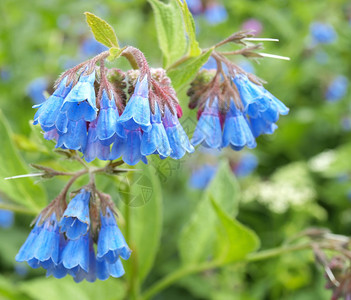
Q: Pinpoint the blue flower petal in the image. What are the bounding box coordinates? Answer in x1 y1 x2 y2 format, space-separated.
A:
56 119 88 151
118 76 151 132
97 208 131 264
35 97 64 130
107 258 125 278
191 98 222 149
84 121 111 162
64 101 97 122
63 71 97 112
61 233 90 272
73 238 97 283
55 112 69 134
16 217 43 263
96 90 119 144
141 103 171 157
162 107 194 159
250 117 278 137
59 189 90 240
121 129 147 166
16 214 60 270
222 102 256 149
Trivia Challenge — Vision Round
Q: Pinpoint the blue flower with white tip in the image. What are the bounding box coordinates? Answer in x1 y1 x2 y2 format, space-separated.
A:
191 97 222 149
33 69 98 152
162 107 195 159
96 90 125 145
33 77 72 132
60 231 90 276
141 102 171 157
16 214 60 271
55 71 98 151
97 207 131 263
233 74 289 137
222 101 256 150
118 76 151 132
84 120 111 162
59 189 91 240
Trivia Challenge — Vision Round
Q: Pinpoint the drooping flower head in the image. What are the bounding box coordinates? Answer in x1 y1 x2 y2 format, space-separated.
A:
111 67 194 164
188 51 289 151
33 67 98 153
16 189 130 282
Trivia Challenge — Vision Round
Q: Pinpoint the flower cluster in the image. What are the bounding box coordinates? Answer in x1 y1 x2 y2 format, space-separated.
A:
16 189 130 282
33 49 193 165
188 58 289 151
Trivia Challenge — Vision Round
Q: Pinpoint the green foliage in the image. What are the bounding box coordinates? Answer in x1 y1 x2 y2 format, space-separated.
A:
0 0 350 299
176 0 202 56
0 110 46 212
211 197 260 264
178 161 253 265
167 49 213 92
148 0 188 68
20 277 126 300
121 164 163 285
84 12 119 49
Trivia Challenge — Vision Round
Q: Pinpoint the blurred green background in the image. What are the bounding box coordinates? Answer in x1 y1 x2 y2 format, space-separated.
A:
0 0 351 299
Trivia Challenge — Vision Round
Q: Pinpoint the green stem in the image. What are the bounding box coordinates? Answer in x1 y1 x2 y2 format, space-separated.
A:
0 203 38 215
139 243 312 300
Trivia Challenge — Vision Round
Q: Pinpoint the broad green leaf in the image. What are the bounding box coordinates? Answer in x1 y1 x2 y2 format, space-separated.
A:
84 12 119 49
121 164 162 284
178 160 240 265
176 0 201 56
167 48 213 93
148 0 187 68
20 276 126 300
0 110 46 212
211 197 260 264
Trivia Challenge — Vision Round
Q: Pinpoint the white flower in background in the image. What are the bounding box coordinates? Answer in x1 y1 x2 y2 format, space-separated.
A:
243 162 316 213
308 150 336 172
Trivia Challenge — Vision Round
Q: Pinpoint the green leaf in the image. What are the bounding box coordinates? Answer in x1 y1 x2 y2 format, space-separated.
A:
20 276 126 300
0 110 46 212
148 0 187 67
178 160 240 265
108 47 122 62
176 0 201 56
121 164 162 284
211 197 260 264
84 12 119 49
167 48 213 93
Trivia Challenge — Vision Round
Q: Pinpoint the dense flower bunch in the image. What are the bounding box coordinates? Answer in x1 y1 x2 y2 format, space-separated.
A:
33 49 194 165
188 54 289 151
20 12 290 284
16 189 130 282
